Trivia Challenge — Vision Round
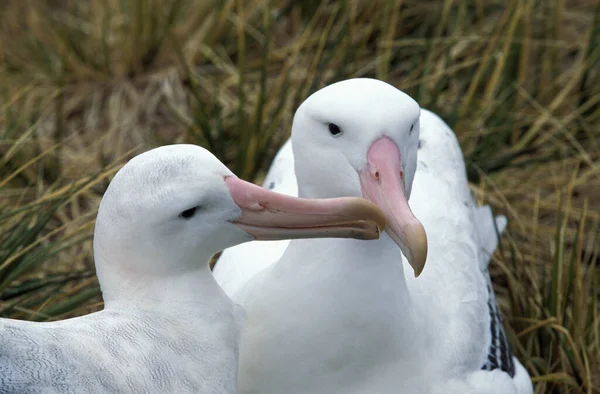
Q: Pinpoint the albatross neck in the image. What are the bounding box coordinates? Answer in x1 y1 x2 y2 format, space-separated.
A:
97 253 231 315
280 232 414 318
264 232 421 383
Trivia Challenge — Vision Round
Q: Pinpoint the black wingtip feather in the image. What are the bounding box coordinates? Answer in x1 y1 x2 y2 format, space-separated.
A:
480 272 516 378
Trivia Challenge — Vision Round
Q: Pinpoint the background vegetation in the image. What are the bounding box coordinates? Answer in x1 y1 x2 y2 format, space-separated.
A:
0 0 598 392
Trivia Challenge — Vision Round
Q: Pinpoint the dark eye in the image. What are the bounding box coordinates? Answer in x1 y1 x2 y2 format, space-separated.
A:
328 123 343 137
410 124 415 134
179 206 199 219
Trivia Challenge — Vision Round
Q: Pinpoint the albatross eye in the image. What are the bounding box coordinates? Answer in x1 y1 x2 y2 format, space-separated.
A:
328 123 343 137
179 206 199 219
409 124 415 134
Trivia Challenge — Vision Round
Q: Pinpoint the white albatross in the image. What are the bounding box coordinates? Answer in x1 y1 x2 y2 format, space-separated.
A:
213 79 532 393
0 144 387 394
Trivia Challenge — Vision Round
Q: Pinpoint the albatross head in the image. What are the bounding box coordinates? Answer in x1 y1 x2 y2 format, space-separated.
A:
291 78 428 276
93 144 385 301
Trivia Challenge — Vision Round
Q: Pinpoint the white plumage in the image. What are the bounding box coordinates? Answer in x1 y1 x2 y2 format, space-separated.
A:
0 144 385 394
404 109 532 393
213 79 533 393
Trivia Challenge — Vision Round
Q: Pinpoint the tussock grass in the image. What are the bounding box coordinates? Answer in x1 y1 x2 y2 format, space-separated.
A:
0 0 598 392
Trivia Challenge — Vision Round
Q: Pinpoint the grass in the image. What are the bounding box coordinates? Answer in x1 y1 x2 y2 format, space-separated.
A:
0 0 598 392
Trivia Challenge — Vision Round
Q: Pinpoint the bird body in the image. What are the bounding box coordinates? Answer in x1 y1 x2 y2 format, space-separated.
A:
215 79 532 394
407 110 531 394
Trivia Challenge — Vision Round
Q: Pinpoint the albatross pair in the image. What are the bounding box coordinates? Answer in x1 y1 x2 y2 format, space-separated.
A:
215 79 533 394
0 78 532 394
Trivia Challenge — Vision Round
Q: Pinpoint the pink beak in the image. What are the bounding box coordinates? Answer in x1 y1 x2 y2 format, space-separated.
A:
359 137 428 277
225 177 386 241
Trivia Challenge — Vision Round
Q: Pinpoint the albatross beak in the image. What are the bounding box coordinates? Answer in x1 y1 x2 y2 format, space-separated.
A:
225 177 386 241
359 136 428 277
